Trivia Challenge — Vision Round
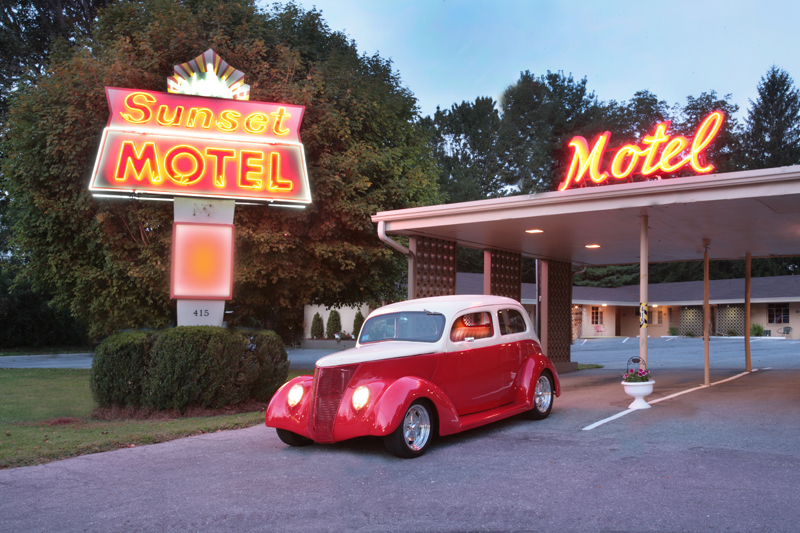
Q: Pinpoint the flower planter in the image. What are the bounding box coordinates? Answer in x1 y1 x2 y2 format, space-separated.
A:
621 380 655 410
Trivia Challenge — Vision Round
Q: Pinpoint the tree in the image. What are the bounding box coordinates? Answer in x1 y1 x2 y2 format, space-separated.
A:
741 65 800 169
310 312 324 339
423 97 504 203
325 309 341 338
674 91 742 174
352 309 364 337
497 71 606 193
2 0 442 339
0 0 111 118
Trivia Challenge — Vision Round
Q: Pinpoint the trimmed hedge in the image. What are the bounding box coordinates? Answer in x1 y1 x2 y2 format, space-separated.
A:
90 327 289 412
90 331 155 407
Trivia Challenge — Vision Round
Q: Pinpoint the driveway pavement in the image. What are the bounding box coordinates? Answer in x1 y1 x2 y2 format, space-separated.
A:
2 339 800 531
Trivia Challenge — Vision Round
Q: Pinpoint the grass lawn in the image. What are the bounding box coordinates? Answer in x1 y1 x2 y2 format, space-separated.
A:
0 368 309 469
577 364 604 370
0 346 95 356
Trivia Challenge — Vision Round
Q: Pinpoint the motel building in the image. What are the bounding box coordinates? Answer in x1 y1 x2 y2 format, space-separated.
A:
369 111 800 386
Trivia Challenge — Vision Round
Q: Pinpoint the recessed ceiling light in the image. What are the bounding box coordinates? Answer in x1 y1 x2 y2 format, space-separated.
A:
653 304 659 308
601 304 607 307
585 244 601 248
525 229 544 234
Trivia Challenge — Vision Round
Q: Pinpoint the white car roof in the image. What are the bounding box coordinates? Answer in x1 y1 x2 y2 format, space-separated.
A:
368 294 524 318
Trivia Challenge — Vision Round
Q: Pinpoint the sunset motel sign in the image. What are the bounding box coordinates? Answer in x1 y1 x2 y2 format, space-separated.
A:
89 50 311 326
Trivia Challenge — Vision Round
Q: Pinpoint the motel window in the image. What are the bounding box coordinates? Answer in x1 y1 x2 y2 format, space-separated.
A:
655 309 663 325
591 306 603 325
768 303 790 324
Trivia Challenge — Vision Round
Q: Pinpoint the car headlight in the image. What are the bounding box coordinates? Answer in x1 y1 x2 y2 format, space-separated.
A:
287 383 304 408
351 386 370 411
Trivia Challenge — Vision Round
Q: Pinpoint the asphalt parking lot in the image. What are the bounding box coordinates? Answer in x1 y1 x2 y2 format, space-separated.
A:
1 338 799 531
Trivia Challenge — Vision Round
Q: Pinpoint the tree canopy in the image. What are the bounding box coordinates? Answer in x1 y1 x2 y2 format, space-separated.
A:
2 0 441 338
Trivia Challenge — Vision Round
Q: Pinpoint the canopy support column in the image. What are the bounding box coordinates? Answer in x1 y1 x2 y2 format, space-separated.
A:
745 252 752 372
703 239 711 386
639 211 648 370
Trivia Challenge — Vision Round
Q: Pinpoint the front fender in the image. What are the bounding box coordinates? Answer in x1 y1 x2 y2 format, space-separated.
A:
332 376 461 441
265 375 314 439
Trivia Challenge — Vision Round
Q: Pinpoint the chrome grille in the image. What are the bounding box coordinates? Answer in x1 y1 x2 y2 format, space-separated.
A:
309 364 358 443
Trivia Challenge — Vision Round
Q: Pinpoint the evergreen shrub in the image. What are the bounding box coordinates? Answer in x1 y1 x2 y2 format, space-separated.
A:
90 330 154 407
310 312 324 339
353 310 365 338
326 310 341 338
90 327 289 412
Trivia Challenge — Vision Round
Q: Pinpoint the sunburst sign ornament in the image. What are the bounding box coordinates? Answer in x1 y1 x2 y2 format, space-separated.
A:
89 50 310 204
167 49 250 100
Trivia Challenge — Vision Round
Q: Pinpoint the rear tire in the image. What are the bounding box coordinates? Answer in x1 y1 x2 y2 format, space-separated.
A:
383 399 435 458
276 428 314 447
525 371 554 420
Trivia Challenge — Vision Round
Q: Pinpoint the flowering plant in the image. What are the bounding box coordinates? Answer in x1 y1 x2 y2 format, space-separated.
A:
622 368 652 382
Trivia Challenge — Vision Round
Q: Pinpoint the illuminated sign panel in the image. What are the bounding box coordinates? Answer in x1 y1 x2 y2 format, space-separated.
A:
90 88 310 203
558 111 725 192
171 223 235 300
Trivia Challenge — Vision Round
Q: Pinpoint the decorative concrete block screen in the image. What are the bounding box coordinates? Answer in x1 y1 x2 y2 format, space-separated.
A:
571 304 583 343
488 250 521 301
414 237 457 299
546 260 573 363
717 304 746 336
679 306 703 337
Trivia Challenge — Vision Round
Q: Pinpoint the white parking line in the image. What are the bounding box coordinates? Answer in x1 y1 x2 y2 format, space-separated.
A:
622 337 630 343
581 369 760 431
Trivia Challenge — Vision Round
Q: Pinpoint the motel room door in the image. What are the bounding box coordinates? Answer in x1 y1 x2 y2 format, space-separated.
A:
615 308 621 336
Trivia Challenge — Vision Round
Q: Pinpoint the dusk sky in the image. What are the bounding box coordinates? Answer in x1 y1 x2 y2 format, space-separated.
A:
285 1 800 121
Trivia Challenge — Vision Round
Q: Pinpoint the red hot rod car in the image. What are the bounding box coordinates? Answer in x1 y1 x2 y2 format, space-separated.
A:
265 295 560 458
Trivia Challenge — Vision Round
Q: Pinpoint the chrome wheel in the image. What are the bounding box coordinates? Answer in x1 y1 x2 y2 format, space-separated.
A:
402 404 431 451
534 374 552 412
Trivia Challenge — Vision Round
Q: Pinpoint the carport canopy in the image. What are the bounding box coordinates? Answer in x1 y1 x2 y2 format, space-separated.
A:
372 166 800 265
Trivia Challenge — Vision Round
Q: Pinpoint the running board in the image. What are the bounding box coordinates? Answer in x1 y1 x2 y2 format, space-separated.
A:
457 401 532 433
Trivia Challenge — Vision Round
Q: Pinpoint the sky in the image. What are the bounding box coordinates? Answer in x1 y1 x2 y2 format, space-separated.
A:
277 0 800 121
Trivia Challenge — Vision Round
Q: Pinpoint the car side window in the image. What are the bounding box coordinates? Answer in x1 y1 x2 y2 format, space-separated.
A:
498 309 527 335
450 311 494 342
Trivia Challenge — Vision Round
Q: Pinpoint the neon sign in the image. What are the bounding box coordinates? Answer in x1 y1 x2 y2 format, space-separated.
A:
89 51 310 203
558 111 725 192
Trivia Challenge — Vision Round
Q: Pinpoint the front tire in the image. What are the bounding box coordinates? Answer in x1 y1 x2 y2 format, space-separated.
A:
276 428 314 447
525 371 554 420
383 400 435 458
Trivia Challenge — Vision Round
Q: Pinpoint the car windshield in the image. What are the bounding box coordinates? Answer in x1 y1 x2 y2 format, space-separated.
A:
359 312 446 344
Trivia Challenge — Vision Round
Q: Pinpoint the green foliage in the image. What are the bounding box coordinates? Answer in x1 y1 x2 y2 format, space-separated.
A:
573 265 639 287
0 265 88 348
727 329 739 337
90 331 154 407
2 0 442 340
352 309 365 337
742 66 800 169
90 327 288 412
750 323 765 337
310 312 324 339
668 326 679 336
325 309 341 338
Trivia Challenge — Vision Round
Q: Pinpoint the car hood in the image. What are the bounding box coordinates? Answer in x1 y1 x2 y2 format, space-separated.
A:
315 341 443 368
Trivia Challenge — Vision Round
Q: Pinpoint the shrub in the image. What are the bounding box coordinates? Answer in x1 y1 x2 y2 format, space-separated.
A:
727 329 739 337
90 331 155 407
750 323 765 337
685 331 696 337
310 312 324 339
246 330 290 402
353 310 365 338
90 327 289 412
326 310 341 339
143 327 246 412
668 326 679 336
